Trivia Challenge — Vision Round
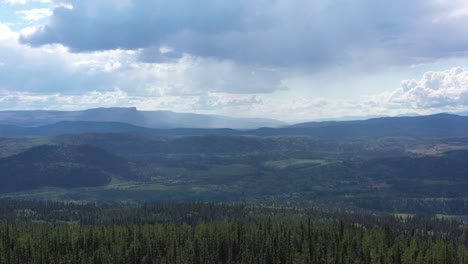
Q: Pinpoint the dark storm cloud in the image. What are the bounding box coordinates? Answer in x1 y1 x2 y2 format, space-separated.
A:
19 0 468 68
20 0 250 51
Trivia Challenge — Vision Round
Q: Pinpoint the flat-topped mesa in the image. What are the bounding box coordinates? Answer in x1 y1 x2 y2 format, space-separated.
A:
80 107 144 124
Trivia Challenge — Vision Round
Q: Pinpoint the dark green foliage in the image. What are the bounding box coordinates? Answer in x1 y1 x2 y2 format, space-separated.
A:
0 145 132 192
0 200 466 264
55 133 419 160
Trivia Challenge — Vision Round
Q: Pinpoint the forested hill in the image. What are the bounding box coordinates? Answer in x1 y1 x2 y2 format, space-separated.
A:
0 145 131 192
1 113 468 138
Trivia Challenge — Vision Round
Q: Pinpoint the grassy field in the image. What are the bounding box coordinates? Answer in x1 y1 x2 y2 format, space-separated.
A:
393 213 416 219
0 179 233 204
262 159 330 169
435 214 468 220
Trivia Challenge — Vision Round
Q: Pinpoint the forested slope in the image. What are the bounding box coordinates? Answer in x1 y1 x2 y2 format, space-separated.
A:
0 145 131 192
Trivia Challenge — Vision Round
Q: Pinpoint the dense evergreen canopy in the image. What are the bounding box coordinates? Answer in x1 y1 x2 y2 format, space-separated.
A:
0 200 466 264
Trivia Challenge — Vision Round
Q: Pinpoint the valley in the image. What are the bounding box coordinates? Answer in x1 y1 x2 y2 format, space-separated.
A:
1 123 468 217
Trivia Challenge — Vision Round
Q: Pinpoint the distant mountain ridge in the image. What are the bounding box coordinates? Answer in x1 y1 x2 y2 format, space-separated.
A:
1 113 468 138
290 113 456 128
0 121 152 137
0 107 286 129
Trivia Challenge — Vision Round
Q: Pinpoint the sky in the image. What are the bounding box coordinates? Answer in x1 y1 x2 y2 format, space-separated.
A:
1 0 468 122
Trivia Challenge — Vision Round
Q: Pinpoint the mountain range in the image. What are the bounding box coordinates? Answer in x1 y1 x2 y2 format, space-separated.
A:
1 111 468 138
0 107 286 129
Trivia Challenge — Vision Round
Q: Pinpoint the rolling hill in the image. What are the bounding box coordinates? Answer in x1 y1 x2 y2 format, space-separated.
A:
0 145 131 192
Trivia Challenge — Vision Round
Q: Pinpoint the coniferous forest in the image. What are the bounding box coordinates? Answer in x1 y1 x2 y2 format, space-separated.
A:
0 200 466 264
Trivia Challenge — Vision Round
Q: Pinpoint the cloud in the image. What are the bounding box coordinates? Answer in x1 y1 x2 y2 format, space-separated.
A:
20 0 249 51
103 61 121 72
0 21 285 99
3 66 468 121
17 0 468 69
0 89 264 115
0 89 130 110
3 0 51 5
0 87 380 121
249 68 468 121
16 8 52 21
5 2 468 121
0 23 18 42
0 22 136 93
125 55 286 95
384 67 468 109
3 0 28 5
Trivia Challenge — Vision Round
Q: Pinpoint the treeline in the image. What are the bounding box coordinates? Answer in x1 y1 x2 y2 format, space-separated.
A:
0 200 467 263
0 200 465 232
1 218 467 264
352 197 468 216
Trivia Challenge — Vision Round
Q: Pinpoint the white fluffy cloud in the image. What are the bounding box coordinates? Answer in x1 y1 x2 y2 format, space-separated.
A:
3 0 51 5
0 89 130 110
384 67 468 109
16 8 52 21
3 0 28 4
